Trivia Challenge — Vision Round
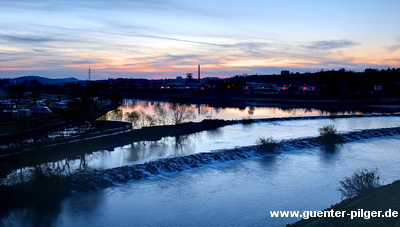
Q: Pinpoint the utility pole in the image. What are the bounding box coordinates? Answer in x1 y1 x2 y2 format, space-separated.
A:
198 65 200 82
88 67 91 81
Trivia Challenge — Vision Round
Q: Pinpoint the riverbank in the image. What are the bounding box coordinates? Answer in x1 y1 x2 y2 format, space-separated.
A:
288 180 400 226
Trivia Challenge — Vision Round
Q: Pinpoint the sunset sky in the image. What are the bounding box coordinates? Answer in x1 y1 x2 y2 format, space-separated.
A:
1 0 399 80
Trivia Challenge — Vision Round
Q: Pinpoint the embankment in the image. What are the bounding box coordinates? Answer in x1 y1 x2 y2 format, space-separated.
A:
288 180 400 226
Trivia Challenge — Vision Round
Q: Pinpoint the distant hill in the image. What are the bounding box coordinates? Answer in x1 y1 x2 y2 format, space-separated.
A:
6 76 80 85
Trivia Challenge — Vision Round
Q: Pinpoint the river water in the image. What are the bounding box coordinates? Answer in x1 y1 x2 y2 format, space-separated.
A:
2 116 399 185
2 136 399 226
105 99 389 123
1 100 400 226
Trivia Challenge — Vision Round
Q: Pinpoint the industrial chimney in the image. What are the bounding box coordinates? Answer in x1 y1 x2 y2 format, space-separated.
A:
198 65 200 82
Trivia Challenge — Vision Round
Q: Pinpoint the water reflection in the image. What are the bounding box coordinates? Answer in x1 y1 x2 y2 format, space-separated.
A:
1 200 62 227
2 136 400 226
105 99 393 125
108 108 123 121
1 158 89 186
1 135 197 186
320 143 341 153
2 116 400 186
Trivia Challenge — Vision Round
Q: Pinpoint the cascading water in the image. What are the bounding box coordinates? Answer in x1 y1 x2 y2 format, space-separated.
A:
65 126 400 192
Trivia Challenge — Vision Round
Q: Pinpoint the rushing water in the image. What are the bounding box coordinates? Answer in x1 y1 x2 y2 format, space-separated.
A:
2 116 399 185
2 136 399 226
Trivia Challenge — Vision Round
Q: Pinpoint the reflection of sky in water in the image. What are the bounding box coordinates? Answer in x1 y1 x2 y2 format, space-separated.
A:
2 116 399 185
106 99 365 122
3 136 400 226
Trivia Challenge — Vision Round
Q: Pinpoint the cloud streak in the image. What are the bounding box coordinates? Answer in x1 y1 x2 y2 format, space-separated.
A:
0 35 56 43
386 39 400 52
304 40 360 50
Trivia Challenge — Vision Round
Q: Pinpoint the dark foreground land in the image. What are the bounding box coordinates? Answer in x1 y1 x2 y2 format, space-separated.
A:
289 180 400 226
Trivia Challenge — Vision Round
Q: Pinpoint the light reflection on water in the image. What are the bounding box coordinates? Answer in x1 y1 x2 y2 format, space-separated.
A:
106 99 369 123
2 136 399 226
2 116 399 186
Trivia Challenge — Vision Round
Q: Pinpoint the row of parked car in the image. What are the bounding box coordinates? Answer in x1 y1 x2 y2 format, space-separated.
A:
0 99 72 120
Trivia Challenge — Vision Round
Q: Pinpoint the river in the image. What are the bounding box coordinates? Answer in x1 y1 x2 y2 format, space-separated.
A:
2 116 399 184
0 100 399 226
1 136 399 226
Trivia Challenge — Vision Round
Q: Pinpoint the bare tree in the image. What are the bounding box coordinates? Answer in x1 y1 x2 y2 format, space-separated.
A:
186 73 193 80
154 103 167 125
125 111 140 127
168 103 196 125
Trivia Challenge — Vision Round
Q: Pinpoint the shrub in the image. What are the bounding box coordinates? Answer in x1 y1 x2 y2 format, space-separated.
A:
318 125 337 136
338 169 381 199
256 136 277 153
318 125 342 144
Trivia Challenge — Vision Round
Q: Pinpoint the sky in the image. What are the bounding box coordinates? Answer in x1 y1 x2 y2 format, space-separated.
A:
0 0 399 80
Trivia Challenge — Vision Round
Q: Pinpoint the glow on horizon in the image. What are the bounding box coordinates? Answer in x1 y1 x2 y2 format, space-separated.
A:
0 0 399 79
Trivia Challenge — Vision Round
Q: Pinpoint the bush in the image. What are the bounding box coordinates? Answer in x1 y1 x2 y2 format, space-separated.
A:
256 136 277 153
338 169 381 199
318 125 342 144
318 125 337 136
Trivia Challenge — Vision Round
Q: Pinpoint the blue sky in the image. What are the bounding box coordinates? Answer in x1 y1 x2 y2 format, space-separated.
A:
1 0 399 79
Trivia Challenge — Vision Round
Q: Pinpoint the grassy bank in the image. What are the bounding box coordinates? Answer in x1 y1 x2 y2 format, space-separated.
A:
288 180 400 226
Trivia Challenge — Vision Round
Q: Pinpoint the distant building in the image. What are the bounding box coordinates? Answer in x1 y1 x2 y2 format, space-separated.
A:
244 82 277 94
281 70 290 76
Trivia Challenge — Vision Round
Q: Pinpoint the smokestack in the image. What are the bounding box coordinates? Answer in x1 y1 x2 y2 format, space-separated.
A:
198 65 200 82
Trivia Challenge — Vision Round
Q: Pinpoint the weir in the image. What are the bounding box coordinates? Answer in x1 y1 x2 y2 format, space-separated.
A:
65 126 400 192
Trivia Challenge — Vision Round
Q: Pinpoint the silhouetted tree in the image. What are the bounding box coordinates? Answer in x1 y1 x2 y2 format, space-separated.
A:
86 82 101 98
168 103 195 124
109 91 123 105
8 84 26 108
186 73 193 80
30 79 43 102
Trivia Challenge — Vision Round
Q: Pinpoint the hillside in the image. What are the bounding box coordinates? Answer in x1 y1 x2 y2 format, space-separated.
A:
4 76 80 84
